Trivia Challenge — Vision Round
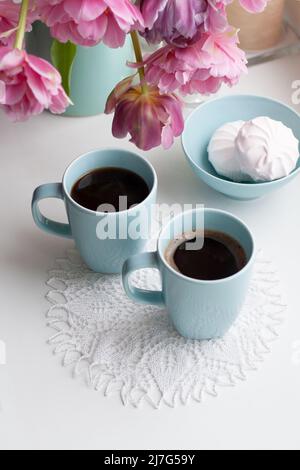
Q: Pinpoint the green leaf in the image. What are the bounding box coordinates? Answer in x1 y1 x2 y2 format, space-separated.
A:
51 40 77 97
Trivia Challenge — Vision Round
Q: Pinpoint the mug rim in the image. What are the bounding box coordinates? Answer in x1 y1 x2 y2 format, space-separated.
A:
157 207 256 285
62 147 158 216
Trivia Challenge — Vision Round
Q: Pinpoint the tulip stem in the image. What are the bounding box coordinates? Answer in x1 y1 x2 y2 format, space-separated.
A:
14 0 29 50
130 31 148 93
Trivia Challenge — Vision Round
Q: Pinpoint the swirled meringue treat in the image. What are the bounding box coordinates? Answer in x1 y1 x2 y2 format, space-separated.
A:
208 116 299 183
236 117 299 182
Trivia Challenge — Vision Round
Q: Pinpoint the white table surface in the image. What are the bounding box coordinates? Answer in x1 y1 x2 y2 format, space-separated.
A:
0 53 300 451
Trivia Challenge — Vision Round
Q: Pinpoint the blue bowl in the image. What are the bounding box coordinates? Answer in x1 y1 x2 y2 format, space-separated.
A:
182 95 300 200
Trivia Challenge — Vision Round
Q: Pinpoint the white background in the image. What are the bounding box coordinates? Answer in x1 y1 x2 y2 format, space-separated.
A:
0 54 300 450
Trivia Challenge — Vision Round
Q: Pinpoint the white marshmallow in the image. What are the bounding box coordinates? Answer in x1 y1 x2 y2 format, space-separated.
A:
235 117 299 182
208 117 299 183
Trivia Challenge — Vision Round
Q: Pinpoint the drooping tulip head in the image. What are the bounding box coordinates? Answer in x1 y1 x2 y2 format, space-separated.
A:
105 76 184 150
0 46 71 121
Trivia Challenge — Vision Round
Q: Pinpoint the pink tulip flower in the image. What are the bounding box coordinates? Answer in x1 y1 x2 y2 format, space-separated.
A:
143 29 247 95
139 0 228 47
0 0 39 46
105 76 184 150
37 0 144 48
139 0 270 46
0 46 71 121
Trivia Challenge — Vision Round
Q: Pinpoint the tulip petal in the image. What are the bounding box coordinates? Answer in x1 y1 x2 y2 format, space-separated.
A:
0 80 6 104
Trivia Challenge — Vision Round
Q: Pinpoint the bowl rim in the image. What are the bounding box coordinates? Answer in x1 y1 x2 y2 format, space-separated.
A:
181 94 300 187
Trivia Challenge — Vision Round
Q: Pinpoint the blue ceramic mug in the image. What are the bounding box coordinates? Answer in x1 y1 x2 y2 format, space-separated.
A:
32 148 157 273
123 208 255 340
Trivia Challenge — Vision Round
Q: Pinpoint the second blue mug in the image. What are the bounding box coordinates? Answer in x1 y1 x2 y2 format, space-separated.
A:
123 208 255 340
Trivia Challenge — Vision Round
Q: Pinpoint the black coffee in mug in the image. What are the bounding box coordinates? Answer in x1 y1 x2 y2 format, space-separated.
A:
71 167 150 212
165 230 247 281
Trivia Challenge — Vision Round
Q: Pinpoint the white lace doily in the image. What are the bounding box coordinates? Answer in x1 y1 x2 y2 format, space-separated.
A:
46 249 286 409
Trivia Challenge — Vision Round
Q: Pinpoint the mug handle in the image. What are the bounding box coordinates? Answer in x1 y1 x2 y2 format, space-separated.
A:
122 252 165 307
32 183 72 239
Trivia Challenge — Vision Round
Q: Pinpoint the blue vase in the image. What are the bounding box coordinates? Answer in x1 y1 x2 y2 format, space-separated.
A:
26 22 133 117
